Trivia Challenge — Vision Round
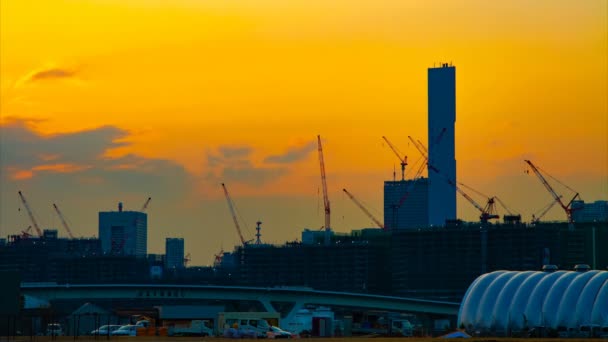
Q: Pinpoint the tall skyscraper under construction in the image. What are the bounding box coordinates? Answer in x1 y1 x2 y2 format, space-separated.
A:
383 179 429 229
99 202 147 256
428 64 457 226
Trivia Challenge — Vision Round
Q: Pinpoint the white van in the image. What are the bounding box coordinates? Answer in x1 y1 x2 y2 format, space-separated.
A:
224 318 270 338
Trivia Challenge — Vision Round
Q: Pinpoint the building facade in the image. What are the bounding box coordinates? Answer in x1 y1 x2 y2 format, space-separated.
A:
428 64 457 226
572 200 608 223
99 202 147 256
165 238 185 269
383 179 429 229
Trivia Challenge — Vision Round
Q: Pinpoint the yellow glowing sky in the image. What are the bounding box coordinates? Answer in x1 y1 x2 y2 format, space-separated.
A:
1 0 607 264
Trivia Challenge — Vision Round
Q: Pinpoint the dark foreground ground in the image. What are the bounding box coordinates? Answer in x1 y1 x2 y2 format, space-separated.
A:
3 337 606 342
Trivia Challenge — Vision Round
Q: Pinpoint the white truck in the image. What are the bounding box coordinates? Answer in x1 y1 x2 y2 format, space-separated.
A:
168 320 213 337
282 307 334 337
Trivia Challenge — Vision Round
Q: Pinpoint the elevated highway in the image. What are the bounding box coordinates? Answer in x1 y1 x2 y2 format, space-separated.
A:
22 283 459 320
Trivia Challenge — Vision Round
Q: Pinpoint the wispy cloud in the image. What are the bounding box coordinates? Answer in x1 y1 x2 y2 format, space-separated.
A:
205 145 288 187
13 65 81 88
29 68 76 82
264 141 316 164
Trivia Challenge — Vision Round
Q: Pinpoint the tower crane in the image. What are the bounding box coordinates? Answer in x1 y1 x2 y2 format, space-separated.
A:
317 135 331 244
17 191 43 237
140 197 152 212
382 136 408 181
52 203 75 239
409 137 499 223
343 188 384 229
221 183 248 246
524 160 580 224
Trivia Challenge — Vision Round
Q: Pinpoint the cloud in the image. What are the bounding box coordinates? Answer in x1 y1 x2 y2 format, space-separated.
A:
28 68 76 82
219 146 252 159
12 66 80 88
205 145 288 187
0 120 127 173
0 120 190 196
264 141 316 164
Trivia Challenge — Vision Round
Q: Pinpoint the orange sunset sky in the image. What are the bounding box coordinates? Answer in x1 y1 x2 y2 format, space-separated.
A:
1 0 607 265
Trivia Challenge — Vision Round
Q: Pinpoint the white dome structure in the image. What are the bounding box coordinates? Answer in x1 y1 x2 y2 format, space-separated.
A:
458 267 608 334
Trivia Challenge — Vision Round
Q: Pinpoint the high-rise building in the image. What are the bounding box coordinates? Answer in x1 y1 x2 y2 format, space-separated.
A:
99 202 147 256
571 200 608 222
165 238 185 269
428 63 457 226
383 179 429 229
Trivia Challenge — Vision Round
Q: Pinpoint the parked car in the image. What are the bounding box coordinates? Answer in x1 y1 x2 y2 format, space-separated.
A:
46 323 64 336
111 325 139 336
268 326 292 339
91 325 122 336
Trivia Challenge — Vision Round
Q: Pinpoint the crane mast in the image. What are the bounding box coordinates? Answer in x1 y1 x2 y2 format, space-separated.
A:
343 188 384 229
524 160 580 223
317 135 331 235
221 183 247 246
17 191 43 237
52 203 75 239
382 136 407 181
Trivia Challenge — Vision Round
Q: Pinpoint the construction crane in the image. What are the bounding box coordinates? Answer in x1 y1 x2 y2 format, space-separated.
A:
343 188 384 229
140 197 152 212
184 253 191 267
221 183 248 246
213 248 224 267
20 226 32 238
317 135 331 243
524 160 580 224
52 203 75 239
494 196 522 224
382 136 408 181
532 197 562 223
17 191 43 237
409 137 498 223
445 179 499 223
382 136 429 229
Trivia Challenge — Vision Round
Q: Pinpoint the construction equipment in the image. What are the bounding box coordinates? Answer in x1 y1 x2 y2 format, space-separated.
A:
383 136 429 229
52 203 75 239
20 226 33 238
494 196 522 224
213 248 224 267
524 160 580 224
445 179 500 223
382 136 408 181
532 197 562 223
140 197 152 212
17 191 43 237
221 183 249 246
317 135 331 244
343 188 384 229
409 137 499 224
